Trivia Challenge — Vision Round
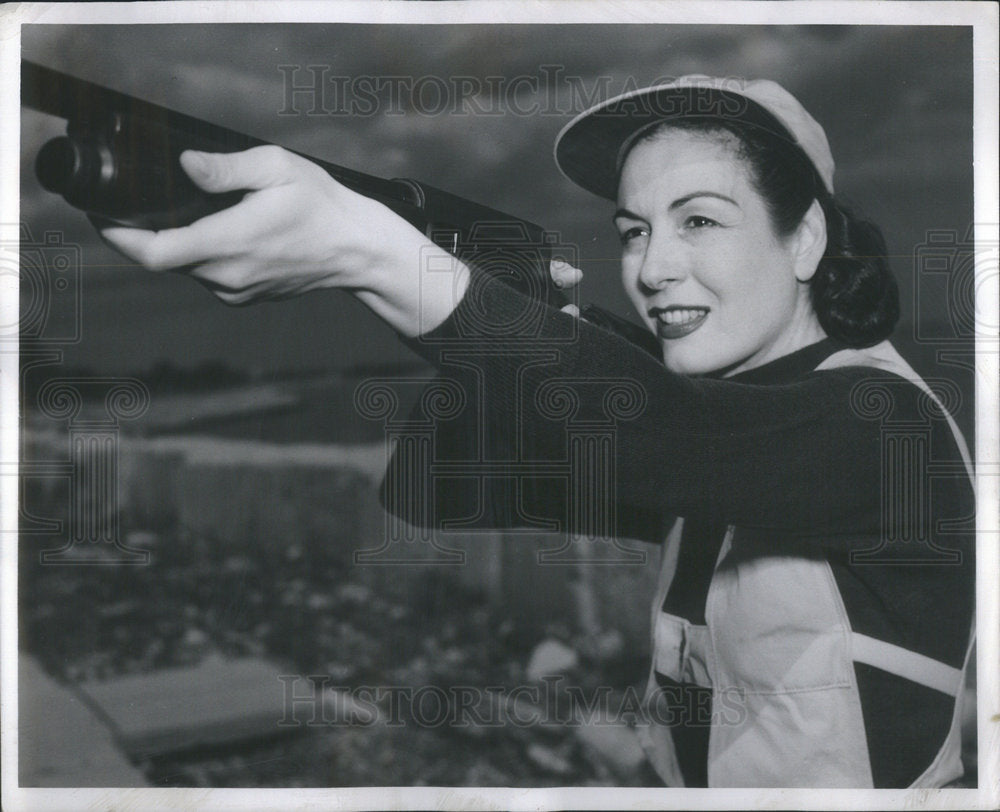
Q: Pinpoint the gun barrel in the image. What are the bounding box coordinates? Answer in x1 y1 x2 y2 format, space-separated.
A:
21 59 670 350
35 136 77 194
22 59 428 230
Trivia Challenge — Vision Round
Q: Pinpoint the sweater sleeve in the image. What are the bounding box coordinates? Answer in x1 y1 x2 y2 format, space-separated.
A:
384 281 966 539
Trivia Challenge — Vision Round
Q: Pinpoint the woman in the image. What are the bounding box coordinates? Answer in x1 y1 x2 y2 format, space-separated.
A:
100 76 975 788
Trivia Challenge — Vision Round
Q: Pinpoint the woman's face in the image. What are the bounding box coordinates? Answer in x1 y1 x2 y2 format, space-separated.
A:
615 128 824 376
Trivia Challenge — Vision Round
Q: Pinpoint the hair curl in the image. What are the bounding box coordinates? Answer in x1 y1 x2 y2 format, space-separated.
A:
638 118 899 347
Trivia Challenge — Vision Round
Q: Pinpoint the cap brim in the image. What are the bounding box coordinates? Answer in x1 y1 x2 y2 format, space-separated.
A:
554 85 798 201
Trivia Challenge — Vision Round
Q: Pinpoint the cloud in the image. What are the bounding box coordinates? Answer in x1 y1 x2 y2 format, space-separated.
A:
19 22 974 374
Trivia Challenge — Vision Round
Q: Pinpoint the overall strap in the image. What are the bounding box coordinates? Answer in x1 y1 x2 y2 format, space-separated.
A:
850 633 964 696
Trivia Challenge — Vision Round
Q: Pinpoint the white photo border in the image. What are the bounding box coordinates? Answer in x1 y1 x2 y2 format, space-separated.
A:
1 2 997 810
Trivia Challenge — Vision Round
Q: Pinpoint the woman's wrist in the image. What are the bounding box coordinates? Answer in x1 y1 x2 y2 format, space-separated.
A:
348 229 471 338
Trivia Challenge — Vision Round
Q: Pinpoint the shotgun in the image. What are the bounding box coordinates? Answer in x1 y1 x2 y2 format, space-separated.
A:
21 60 659 355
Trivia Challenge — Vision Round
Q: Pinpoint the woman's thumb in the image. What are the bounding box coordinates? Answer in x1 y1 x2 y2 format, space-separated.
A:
550 258 583 289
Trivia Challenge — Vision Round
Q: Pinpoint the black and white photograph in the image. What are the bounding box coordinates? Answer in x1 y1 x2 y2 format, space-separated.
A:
2 2 997 810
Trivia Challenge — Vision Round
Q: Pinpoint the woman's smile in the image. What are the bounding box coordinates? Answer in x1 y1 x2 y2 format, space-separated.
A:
654 305 710 338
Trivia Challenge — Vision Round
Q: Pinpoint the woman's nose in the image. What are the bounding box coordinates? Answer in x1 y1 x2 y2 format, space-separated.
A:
637 235 687 291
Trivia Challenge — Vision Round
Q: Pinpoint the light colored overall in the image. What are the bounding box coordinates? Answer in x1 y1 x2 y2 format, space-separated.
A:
638 341 976 787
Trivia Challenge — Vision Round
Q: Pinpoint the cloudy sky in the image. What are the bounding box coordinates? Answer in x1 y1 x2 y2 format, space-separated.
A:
20 22 974 380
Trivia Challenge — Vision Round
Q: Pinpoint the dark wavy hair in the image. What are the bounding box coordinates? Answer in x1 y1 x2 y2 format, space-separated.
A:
639 118 899 347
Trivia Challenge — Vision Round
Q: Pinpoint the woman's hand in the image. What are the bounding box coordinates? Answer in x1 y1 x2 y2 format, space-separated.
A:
97 146 466 334
550 258 583 317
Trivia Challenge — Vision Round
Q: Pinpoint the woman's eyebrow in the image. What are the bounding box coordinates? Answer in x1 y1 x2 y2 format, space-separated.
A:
613 192 739 223
612 207 644 222
669 191 739 210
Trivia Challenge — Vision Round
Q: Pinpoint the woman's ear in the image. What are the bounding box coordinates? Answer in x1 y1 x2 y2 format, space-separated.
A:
791 199 827 283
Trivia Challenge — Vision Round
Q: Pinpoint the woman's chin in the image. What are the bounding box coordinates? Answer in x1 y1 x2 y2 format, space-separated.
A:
661 343 718 376
662 354 715 376
661 345 751 378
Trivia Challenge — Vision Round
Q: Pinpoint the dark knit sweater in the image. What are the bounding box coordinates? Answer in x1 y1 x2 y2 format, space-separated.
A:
390 281 975 787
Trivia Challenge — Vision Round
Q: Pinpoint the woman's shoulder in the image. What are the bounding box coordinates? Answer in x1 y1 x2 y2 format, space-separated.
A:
809 341 955 418
815 339 918 378
812 339 973 478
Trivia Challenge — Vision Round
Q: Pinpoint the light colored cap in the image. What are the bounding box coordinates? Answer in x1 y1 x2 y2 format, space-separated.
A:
554 75 834 200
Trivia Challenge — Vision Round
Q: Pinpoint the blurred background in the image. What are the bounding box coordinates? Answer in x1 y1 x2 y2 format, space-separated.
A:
19 24 976 403
17 23 977 788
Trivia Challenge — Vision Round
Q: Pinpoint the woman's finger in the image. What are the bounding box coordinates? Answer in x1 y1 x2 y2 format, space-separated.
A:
550 258 583 289
100 211 241 271
560 304 581 318
180 145 310 194
99 226 170 270
98 179 298 271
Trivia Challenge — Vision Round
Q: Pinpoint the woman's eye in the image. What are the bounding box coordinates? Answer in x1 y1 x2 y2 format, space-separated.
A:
684 215 717 229
619 226 649 245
